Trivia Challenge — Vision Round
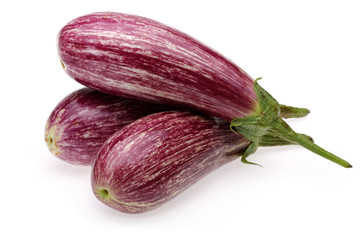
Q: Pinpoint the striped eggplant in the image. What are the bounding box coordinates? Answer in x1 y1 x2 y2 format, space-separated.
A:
91 111 250 213
58 12 257 121
45 88 170 165
58 12 351 168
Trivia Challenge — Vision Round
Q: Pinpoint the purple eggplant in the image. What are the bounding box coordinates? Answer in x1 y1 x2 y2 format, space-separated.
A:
91 111 249 213
58 12 351 168
58 12 257 121
45 88 170 165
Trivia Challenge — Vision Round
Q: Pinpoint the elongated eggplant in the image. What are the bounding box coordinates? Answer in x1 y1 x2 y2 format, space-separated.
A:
58 12 257 121
91 111 249 213
58 12 351 168
45 88 170 165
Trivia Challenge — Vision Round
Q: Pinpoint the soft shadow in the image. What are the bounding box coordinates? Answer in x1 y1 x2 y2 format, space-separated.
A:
41 152 91 177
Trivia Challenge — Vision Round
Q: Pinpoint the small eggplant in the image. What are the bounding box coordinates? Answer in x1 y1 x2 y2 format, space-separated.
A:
45 88 170 165
91 111 249 213
58 12 257 121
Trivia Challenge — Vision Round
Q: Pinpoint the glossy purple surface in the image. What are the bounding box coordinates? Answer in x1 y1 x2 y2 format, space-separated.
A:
45 88 170 165
91 111 249 213
58 12 259 121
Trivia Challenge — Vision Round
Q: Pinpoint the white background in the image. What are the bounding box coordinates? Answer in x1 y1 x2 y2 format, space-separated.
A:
1 0 359 239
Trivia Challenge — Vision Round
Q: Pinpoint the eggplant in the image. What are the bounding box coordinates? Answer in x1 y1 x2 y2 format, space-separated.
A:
91 111 249 213
58 12 257 121
45 88 170 165
58 12 351 168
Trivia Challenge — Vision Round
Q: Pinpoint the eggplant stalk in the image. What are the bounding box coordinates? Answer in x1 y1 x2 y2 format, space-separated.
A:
231 78 352 168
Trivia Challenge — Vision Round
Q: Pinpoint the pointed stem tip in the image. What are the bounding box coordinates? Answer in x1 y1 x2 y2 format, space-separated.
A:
291 131 352 168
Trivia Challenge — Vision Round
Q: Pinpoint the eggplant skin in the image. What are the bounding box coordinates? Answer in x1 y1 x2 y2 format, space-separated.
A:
45 88 170 165
58 12 259 121
91 111 249 213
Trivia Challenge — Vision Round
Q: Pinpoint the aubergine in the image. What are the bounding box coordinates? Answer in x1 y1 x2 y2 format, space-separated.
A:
58 12 257 121
91 111 249 213
45 88 170 165
57 12 351 168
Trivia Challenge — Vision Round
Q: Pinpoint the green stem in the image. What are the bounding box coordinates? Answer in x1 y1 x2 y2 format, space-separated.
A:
231 78 352 168
259 133 313 147
279 104 310 119
292 134 352 168
272 117 352 168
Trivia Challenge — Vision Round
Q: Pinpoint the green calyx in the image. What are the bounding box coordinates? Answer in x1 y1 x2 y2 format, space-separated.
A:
230 78 352 168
